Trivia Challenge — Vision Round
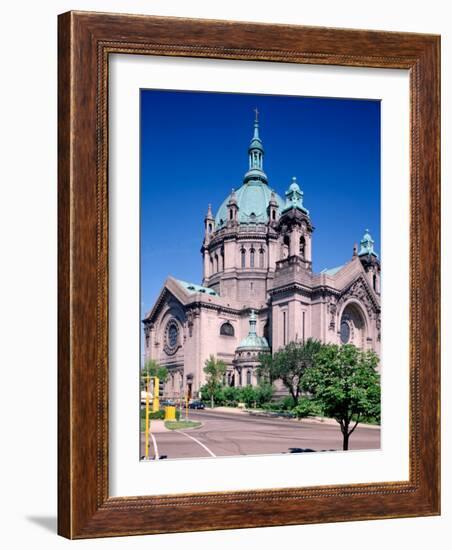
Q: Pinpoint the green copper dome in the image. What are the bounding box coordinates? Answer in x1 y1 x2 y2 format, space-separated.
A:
215 111 285 227
215 181 284 227
236 310 270 351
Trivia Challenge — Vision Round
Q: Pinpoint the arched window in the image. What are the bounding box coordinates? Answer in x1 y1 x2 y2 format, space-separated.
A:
246 369 252 385
259 247 265 268
300 236 306 259
241 248 246 268
282 235 290 259
250 247 255 268
210 257 213 275
220 322 235 336
230 209 233 220
215 254 219 272
208 223 212 233
272 210 276 221
373 273 377 291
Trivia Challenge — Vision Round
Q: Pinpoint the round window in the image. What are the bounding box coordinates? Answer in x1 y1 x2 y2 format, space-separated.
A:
340 320 351 344
168 324 178 347
165 320 180 353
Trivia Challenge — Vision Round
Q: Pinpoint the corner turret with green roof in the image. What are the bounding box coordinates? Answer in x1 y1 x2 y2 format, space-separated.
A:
358 229 379 258
282 176 309 215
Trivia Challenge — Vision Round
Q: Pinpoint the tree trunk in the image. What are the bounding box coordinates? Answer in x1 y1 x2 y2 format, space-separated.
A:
211 395 214 409
343 431 350 451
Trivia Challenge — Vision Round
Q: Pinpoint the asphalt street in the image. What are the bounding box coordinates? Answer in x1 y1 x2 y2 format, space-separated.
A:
141 409 380 460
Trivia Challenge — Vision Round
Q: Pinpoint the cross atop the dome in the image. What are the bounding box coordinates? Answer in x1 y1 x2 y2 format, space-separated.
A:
254 107 259 123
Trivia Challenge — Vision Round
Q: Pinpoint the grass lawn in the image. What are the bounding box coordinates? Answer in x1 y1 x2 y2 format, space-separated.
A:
164 420 201 430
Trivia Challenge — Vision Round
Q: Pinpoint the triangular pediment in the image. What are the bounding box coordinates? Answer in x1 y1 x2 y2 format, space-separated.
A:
339 273 380 314
142 278 188 324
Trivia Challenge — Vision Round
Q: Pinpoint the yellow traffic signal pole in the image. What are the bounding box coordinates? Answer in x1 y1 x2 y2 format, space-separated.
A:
144 374 150 459
152 376 160 412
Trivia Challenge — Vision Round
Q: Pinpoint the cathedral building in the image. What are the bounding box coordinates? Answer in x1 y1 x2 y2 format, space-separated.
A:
143 113 381 399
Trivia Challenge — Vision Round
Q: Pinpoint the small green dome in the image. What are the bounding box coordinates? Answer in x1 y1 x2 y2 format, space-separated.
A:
215 181 284 227
237 333 270 351
236 310 270 351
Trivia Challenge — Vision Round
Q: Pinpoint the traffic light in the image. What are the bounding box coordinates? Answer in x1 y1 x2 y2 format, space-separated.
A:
159 378 165 398
152 376 159 412
152 376 159 399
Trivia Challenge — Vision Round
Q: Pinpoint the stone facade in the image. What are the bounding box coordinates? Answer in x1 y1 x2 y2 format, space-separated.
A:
143 114 381 399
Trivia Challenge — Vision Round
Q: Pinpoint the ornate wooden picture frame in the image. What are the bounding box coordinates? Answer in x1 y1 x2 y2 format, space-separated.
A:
58 11 440 539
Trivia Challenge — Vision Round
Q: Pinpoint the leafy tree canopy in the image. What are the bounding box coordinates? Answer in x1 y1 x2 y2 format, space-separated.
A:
304 343 380 449
203 355 227 408
142 359 168 384
258 339 322 406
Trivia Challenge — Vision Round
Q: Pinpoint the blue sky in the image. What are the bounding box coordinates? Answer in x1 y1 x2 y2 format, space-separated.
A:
140 90 380 318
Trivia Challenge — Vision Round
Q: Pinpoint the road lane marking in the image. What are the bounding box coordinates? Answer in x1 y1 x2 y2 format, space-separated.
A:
177 430 216 457
150 432 159 460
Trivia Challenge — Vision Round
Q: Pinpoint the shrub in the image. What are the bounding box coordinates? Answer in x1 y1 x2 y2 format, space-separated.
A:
140 409 165 420
240 385 257 407
222 386 241 406
280 396 297 410
140 408 181 421
292 398 318 419
254 382 274 405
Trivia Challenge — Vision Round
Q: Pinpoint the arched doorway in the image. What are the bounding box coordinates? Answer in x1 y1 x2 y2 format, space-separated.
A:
339 302 367 349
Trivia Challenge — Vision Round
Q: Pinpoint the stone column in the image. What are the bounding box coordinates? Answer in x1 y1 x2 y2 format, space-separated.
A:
289 226 301 257
202 250 210 281
305 232 312 263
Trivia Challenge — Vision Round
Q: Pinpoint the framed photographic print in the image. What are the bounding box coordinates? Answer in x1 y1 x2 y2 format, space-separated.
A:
58 11 440 539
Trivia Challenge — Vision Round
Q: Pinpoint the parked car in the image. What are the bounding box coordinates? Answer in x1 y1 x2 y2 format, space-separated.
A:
160 399 175 407
188 400 205 410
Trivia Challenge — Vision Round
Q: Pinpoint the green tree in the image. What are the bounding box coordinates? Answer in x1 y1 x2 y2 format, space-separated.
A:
304 343 380 450
258 339 321 407
203 355 227 408
141 359 168 390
